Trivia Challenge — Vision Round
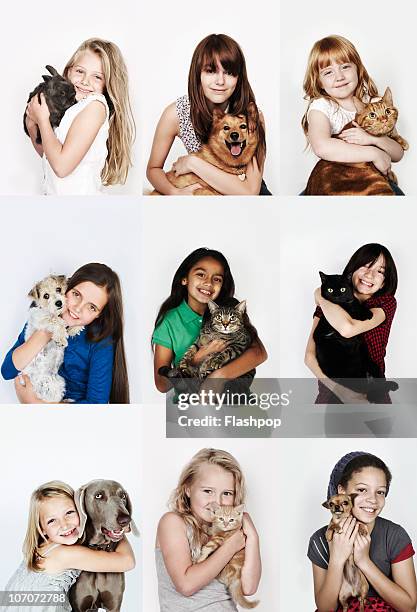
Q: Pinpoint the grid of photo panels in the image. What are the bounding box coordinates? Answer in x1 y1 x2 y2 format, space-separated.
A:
0 0 416 610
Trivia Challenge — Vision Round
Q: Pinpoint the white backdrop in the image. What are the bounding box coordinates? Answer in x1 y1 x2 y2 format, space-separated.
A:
0 0 142 195
280 0 416 195
140 199 280 403
139 0 279 194
279 198 417 378
141 408 279 611
0 405 143 609
278 438 417 610
0 197 142 403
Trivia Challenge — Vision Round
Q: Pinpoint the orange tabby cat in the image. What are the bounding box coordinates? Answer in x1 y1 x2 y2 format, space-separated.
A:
197 503 259 609
305 88 408 195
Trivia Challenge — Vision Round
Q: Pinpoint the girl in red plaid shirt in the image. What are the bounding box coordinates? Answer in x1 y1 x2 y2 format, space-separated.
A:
305 243 397 403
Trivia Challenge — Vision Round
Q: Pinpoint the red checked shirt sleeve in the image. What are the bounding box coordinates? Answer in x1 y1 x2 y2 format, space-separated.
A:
363 295 397 375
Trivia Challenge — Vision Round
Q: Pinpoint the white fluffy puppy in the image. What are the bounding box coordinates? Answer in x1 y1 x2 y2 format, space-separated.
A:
23 275 78 402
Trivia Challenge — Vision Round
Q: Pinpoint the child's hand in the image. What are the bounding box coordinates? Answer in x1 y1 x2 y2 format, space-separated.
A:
192 340 228 365
338 122 375 146
353 529 372 569
329 516 359 566
174 184 204 195
27 93 50 125
242 513 259 540
14 375 41 404
225 528 246 555
372 149 391 175
172 154 195 176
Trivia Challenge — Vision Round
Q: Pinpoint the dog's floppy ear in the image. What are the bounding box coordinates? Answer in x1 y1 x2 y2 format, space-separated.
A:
28 281 40 300
212 108 224 122
322 500 330 509
125 491 140 537
74 484 89 542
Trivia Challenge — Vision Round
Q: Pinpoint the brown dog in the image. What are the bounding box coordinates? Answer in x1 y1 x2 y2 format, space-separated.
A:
323 494 369 612
152 102 259 195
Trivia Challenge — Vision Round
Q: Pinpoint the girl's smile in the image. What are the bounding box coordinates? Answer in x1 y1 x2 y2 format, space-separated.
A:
68 50 105 101
186 463 235 523
40 497 80 545
62 281 108 327
338 466 387 529
352 254 385 300
182 257 224 314
319 61 358 106
200 58 238 110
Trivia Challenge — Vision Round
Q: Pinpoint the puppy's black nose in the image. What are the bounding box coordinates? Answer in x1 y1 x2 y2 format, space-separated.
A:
117 513 131 527
230 132 239 141
55 300 63 308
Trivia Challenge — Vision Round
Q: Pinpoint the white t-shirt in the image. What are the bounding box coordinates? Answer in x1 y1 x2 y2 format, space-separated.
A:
42 93 109 195
307 97 356 135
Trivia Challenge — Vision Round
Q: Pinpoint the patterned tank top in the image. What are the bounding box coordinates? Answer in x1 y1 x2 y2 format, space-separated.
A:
176 95 202 153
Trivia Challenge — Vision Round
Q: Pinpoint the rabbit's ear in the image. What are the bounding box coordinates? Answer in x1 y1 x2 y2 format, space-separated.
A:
42 75 52 82
73 485 88 541
46 65 59 76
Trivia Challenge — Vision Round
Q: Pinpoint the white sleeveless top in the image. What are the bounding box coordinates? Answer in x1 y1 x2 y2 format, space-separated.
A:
42 93 109 195
307 97 356 135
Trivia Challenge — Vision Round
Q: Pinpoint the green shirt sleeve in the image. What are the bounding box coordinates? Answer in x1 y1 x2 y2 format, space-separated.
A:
152 317 173 350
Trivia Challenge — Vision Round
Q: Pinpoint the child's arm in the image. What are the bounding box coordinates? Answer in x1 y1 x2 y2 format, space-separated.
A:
304 318 369 404
314 288 386 338
157 512 245 597
27 93 106 178
338 122 404 162
25 114 44 157
10 330 52 372
206 338 267 380
354 534 417 612
146 103 203 195
240 513 261 595
49 537 135 573
308 110 392 175
153 344 174 393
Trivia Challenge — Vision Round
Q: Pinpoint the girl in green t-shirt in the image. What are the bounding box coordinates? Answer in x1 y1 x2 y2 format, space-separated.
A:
152 247 267 393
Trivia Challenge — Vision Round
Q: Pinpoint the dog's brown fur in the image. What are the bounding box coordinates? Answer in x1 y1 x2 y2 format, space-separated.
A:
152 103 259 195
323 494 369 612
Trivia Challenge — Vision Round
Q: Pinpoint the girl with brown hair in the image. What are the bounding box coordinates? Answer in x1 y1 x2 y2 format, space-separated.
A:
147 33 270 195
2 263 129 404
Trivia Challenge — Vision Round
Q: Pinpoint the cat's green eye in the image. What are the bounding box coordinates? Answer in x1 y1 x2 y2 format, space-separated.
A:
327 288 333 293
340 288 346 292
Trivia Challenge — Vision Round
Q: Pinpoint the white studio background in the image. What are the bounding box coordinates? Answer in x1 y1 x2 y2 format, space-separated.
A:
280 0 416 195
139 0 279 195
141 408 280 611
0 197 142 403
140 199 279 403
0 0 142 195
277 438 417 610
279 198 417 379
0 405 143 608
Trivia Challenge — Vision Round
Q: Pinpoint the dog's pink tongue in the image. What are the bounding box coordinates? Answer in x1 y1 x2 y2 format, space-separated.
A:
230 144 241 156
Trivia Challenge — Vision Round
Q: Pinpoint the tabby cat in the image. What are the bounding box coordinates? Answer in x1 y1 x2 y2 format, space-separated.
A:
313 272 398 402
305 88 408 195
197 503 259 609
159 299 255 388
24 65 77 144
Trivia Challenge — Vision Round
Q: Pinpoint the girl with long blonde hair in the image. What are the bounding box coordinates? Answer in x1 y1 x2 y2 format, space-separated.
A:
4 481 134 611
25 38 135 194
156 448 261 610
301 35 404 193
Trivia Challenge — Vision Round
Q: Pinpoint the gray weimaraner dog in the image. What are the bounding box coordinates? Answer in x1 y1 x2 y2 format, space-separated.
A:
69 479 138 612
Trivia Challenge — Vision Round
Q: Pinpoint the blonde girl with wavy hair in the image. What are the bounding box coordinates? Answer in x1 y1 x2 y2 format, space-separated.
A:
25 38 135 195
4 481 134 609
301 35 404 185
156 448 261 610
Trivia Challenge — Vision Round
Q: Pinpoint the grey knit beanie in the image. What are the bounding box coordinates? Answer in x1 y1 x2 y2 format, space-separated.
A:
327 451 389 499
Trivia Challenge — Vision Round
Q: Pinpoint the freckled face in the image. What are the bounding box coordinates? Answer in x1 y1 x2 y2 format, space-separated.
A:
67 50 105 100
39 496 80 545
61 281 108 327
186 464 235 523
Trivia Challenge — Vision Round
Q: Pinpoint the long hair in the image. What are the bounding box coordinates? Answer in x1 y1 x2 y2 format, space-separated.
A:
23 481 75 571
63 38 135 185
67 263 129 403
154 248 235 331
343 243 398 297
301 35 379 134
188 34 266 165
169 448 246 560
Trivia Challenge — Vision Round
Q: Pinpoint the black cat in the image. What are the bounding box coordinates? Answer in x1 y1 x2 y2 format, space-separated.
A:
313 272 398 403
24 65 77 144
